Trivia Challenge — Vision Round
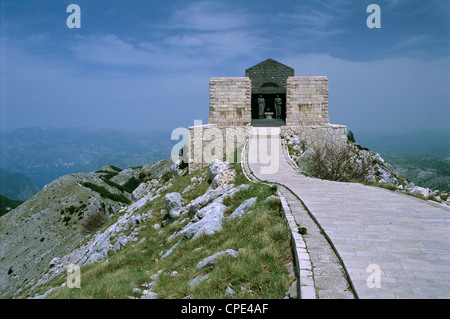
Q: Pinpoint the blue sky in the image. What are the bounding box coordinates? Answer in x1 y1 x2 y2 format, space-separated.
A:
1 0 449 134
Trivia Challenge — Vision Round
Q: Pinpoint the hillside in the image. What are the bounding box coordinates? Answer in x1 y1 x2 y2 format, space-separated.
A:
382 154 450 192
0 168 41 201
0 195 23 218
284 132 449 207
352 130 450 193
0 159 175 298
0 127 175 186
0 158 295 299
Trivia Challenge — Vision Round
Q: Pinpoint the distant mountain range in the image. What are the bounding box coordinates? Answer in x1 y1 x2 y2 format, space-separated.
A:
356 131 450 158
0 127 448 201
356 130 450 192
0 168 41 201
0 127 176 190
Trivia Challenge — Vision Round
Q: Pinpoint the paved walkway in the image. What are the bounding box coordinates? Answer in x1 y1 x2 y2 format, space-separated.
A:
246 127 450 299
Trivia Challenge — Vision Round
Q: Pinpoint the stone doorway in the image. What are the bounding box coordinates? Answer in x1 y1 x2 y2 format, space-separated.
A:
251 93 286 126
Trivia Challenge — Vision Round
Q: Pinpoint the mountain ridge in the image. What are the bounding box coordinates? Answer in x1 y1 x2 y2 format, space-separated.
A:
0 127 176 187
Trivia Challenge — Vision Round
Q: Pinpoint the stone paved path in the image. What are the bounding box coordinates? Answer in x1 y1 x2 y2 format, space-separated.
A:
247 127 450 299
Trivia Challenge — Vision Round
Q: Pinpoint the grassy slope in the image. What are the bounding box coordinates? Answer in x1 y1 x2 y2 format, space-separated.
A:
36 163 292 299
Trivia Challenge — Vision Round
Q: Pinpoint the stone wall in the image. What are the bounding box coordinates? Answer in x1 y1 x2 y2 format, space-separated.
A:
286 77 330 126
188 124 252 171
208 77 252 126
281 124 347 149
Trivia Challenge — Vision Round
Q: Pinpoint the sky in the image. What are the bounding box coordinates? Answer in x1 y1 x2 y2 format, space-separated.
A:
1 0 449 135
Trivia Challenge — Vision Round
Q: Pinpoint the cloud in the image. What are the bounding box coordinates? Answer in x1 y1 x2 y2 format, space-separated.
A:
163 30 267 59
70 34 212 70
70 2 268 70
0 36 211 131
160 1 266 60
168 1 251 31
284 53 450 133
276 0 351 38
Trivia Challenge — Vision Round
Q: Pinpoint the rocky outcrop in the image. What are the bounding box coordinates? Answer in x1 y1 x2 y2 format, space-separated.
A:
25 201 156 297
409 186 430 198
0 156 264 299
195 249 241 270
180 203 227 240
209 159 235 189
284 134 450 207
0 158 176 299
285 134 414 189
228 197 257 220
0 172 124 298
165 192 185 219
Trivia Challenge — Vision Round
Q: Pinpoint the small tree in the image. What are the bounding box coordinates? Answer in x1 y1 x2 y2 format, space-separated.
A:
347 130 356 144
82 211 106 234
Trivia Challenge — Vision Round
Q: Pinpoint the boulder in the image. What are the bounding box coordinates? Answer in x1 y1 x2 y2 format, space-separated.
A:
186 188 228 215
209 159 235 189
132 179 159 200
213 184 251 205
165 192 184 219
264 195 280 203
195 249 241 270
224 286 235 297
180 203 226 240
409 186 429 198
188 274 210 287
194 202 227 221
228 197 257 220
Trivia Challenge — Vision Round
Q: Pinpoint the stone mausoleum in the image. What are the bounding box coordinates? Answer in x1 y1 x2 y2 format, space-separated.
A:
188 58 347 171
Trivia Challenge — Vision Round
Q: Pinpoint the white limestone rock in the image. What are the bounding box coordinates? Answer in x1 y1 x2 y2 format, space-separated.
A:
209 159 235 189
188 274 210 287
180 202 226 240
409 186 430 198
165 192 185 219
228 197 257 220
195 248 241 270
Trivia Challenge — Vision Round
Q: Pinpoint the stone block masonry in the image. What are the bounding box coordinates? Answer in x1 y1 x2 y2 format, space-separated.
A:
286 77 330 126
209 77 252 126
281 125 348 149
188 124 252 171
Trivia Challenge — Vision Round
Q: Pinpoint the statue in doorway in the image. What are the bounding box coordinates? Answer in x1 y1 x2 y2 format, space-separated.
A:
258 95 265 119
274 95 282 119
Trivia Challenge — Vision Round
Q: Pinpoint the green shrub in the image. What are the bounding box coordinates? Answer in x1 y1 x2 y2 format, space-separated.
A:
161 170 174 183
82 182 131 204
298 226 307 235
122 177 141 193
347 130 355 143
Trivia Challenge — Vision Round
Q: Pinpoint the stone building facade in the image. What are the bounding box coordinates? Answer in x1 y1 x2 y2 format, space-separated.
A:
208 77 252 126
187 58 347 171
285 76 330 126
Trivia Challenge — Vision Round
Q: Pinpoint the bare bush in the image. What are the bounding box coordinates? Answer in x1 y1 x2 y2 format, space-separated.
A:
82 211 107 234
301 143 369 182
